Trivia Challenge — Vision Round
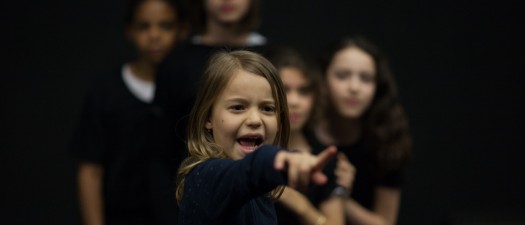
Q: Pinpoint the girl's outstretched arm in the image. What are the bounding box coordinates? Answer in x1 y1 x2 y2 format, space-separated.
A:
179 145 287 223
179 145 337 224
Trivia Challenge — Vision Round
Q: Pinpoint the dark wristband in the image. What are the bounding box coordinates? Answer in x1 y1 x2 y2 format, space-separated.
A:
331 185 350 198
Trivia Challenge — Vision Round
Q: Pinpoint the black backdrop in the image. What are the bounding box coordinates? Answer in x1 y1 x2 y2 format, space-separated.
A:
1 0 524 224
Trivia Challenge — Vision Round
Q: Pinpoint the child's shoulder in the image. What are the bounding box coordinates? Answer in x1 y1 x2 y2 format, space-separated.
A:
89 66 124 91
82 65 128 99
79 65 130 110
190 158 232 175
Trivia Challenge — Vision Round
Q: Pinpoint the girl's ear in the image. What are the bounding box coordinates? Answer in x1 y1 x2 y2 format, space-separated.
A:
205 120 213 130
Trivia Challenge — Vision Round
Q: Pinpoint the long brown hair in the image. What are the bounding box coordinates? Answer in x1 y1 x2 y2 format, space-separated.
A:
319 36 412 173
176 50 289 204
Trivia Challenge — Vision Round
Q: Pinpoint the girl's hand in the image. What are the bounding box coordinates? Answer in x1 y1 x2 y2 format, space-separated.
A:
274 146 337 190
335 153 356 190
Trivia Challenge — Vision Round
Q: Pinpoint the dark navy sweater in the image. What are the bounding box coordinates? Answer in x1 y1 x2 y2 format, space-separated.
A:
178 145 286 225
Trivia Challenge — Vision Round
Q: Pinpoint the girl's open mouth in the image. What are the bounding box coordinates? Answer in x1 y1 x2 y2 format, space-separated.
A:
237 135 263 154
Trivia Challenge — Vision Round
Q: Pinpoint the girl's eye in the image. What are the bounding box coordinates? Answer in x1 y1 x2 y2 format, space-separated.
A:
229 105 245 111
261 105 276 113
334 70 350 80
160 21 175 30
135 22 150 31
360 73 375 83
298 86 312 96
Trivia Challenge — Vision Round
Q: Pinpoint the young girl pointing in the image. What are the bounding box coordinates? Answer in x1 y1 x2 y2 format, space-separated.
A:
176 50 336 225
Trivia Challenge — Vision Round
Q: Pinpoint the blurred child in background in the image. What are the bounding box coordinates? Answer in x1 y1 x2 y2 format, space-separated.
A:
266 47 346 225
317 36 412 225
70 0 184 224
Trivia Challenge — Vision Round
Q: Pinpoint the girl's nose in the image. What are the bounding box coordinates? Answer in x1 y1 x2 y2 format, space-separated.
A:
349 76 360 93
287 92 299 108
246 109 262 128
148 26 161 40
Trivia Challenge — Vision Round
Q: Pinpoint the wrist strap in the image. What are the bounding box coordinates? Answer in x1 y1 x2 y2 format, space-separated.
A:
331 185 350 198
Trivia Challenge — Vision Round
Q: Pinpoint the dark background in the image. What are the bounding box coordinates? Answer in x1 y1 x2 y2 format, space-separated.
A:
1 0 524 224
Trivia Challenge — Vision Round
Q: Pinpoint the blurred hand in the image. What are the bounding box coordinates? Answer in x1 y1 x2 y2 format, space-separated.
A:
275 146 337 191
335 152 356 191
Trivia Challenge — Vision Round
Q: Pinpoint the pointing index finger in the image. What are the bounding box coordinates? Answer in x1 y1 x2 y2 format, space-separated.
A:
313 146 337 171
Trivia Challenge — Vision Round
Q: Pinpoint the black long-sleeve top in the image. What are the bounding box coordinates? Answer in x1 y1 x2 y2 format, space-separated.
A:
178 145 286 225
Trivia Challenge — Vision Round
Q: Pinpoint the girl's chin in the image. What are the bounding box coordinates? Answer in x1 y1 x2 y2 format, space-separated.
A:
290 122 304 131
337 107 364 118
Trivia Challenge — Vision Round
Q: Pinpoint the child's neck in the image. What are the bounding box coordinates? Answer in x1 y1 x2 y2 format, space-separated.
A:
317 112 361 146
129 59 156 83
288 129 311 153
201 20 249 46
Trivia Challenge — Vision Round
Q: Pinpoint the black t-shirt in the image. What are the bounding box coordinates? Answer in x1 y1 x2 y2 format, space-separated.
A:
338 139 404 210
70 68 179 225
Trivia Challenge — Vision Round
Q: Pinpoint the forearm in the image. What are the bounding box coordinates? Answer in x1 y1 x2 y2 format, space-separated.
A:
77 163 104 225
279 188 344 225
344 198 389 225
344 187 400 225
